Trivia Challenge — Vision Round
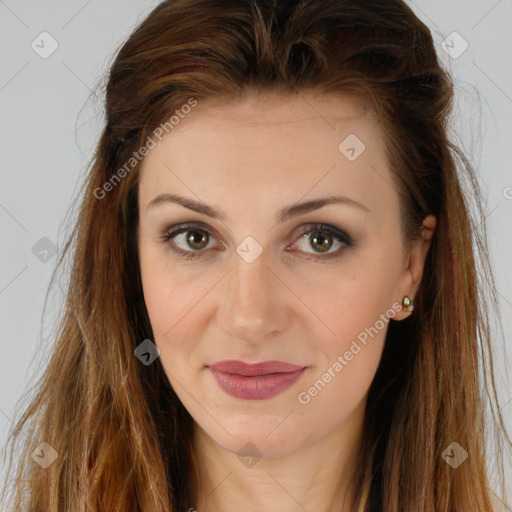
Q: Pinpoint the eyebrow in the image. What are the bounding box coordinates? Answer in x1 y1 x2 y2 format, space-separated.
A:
146 192 370 222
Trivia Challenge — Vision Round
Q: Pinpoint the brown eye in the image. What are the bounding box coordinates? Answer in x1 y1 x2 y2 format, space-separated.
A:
183 229 210 251
169 228 214 253
161 222 354 262
289 223 354 261
308 230 334 253
160 223 218 260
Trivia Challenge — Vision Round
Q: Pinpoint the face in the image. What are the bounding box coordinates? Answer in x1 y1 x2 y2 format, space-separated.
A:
137 91 433 460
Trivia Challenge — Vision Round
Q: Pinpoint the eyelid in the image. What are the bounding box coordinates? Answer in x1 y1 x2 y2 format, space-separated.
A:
293 223 354 247
161 221 223 243
159 221 354 260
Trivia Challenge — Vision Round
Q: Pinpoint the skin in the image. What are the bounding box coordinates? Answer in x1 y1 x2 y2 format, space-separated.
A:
137 90 436 512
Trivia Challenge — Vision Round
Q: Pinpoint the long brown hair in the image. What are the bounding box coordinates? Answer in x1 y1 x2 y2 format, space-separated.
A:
1 0 511 510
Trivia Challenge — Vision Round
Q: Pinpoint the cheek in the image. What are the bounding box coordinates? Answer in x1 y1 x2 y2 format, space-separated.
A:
294 256 400 410
299 261 399 354
294 315 388 440
140 274 203 387
299 309 388 399
139 246 200 353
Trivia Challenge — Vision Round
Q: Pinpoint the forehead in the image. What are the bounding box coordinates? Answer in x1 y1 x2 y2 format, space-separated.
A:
138 91 398 221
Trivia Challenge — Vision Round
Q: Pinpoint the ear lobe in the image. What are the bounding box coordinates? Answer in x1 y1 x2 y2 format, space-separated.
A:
393 214 436 320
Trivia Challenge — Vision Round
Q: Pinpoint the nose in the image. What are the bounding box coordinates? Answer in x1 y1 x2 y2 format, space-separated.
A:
215 248 289 345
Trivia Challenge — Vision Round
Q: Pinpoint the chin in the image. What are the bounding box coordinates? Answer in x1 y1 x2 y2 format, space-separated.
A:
197 412 311 461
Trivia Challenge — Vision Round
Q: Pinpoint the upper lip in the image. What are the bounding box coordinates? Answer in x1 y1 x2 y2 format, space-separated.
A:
208 360 307 376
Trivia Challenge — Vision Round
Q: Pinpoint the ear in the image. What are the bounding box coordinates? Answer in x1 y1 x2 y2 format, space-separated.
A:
392 214 436 321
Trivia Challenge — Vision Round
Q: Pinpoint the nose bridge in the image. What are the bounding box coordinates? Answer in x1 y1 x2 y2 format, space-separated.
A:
217 245 286 343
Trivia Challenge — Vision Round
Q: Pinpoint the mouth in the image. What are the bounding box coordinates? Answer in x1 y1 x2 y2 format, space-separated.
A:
207 360 308 400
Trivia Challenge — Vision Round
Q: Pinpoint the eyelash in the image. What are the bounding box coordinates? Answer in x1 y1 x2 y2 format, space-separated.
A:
159 222 355 261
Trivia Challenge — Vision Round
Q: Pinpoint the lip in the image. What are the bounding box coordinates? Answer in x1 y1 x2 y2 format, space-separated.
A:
207 360 308 400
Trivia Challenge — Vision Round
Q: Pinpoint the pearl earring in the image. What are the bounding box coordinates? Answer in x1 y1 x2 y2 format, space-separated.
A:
402 295 415 312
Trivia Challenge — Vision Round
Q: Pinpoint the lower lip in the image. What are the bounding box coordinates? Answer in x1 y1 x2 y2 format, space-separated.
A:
209 367 307 400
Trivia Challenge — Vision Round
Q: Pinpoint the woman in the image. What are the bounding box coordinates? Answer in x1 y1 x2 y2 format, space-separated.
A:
1 0 511 510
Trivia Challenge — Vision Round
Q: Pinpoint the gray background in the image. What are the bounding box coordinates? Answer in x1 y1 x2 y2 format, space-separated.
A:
1 0 511 504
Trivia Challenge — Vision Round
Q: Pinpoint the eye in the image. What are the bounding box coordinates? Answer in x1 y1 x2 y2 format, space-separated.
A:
160 222 219 260
159 222 354 261
288 223 354 261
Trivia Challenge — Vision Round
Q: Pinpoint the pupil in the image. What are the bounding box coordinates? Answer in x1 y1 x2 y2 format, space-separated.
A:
188 231 207 249
312 232 332 252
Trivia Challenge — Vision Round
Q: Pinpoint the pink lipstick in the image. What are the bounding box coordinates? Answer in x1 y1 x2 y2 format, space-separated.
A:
208 360 307 400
